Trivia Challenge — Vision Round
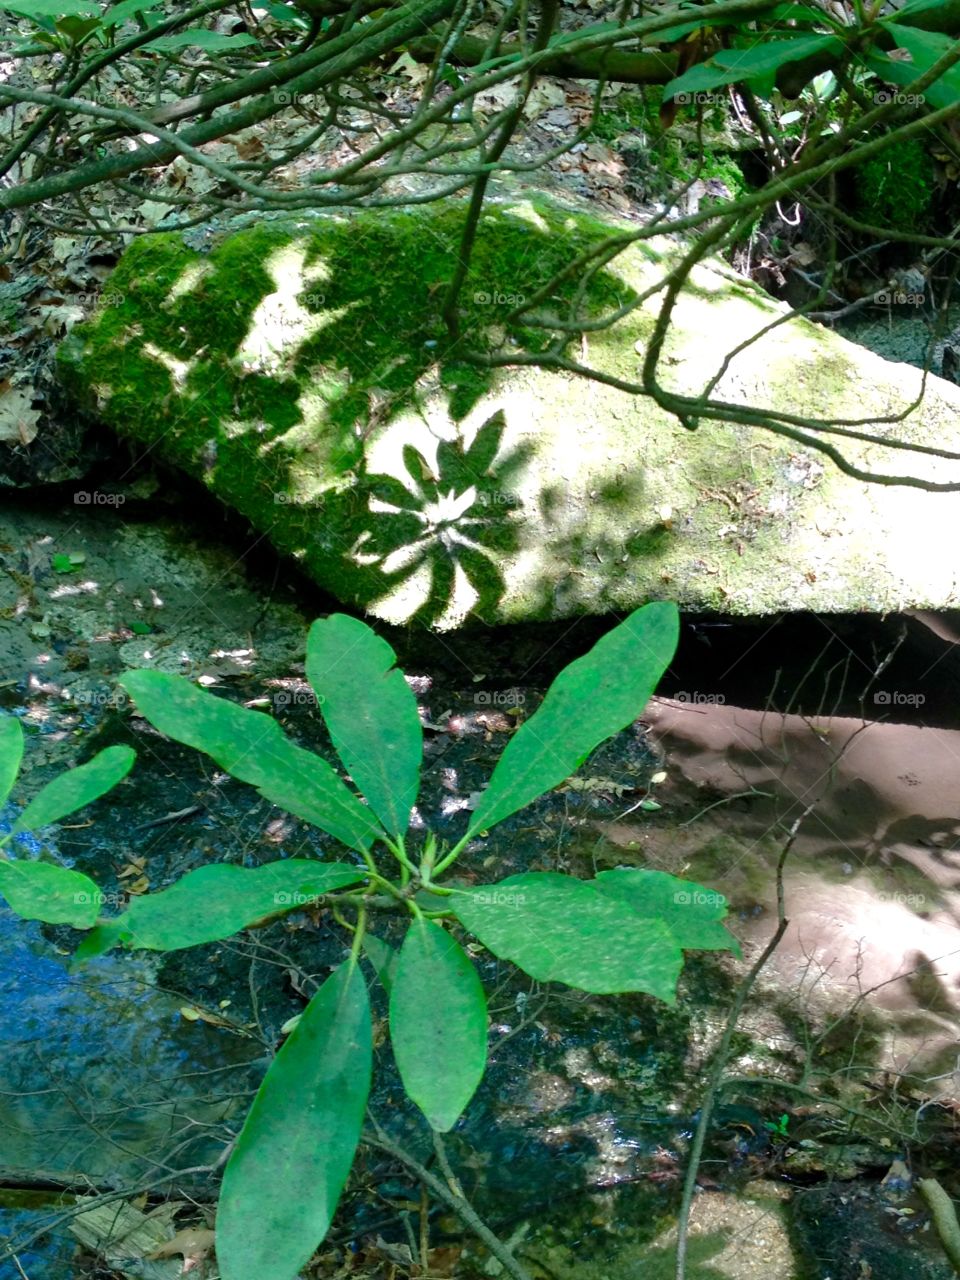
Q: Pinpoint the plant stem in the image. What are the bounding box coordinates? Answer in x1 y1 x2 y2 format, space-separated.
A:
918 1179 960 1276
675 805 813 1280
365 1134 534 1280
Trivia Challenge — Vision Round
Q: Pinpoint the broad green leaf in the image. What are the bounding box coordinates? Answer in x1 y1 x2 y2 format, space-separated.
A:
466 602 678 837
74 916 130 963
0 858 101 928
871 27 960 109
85 861 366 953
663 34 841 100
452 872 680 1000
55 15 102 42
119 671 383 853
885 0 946 19
306 615 422 838
595 868 740 957
390 921 487 1131
362 932 399 995
0 1 98 14
217 961 372 1280
13 746 135 834
0 716 24 813
146 28 257 50
102 0 163 26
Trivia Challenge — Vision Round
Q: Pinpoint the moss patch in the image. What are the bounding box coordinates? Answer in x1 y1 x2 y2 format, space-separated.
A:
58 192 960 628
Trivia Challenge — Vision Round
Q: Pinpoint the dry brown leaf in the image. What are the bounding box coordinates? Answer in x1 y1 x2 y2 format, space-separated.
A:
0 385 41 446
149 1225 217 1274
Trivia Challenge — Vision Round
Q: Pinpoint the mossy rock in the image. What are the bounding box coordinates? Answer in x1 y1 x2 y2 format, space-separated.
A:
58 195 960 629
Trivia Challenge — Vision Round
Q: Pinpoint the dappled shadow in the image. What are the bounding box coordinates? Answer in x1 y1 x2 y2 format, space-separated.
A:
58 197 657 627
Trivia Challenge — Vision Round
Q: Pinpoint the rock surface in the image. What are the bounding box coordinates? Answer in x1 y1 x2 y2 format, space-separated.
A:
58 196 960 629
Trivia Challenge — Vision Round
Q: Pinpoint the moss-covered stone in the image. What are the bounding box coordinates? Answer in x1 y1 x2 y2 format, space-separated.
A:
58 194 960 629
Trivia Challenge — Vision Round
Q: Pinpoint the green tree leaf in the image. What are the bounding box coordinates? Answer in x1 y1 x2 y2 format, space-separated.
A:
466 602 678 838
453 871 739 1001
0 715 24 813
12 746 135 834
146 28 257 50
390 920 487 1131
594 868 740 957
0 0 98 14
0 859 101 928
74 915 130 963
119 671 383 853
361 932 399 995
663 34 841 100
102 0 163 27
871 26 960 109
306 615 422 838
85 861 366 953
452 872 681 999
217 960 372 1280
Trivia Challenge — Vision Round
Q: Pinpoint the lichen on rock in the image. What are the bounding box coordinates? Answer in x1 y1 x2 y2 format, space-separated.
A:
58 195 960 629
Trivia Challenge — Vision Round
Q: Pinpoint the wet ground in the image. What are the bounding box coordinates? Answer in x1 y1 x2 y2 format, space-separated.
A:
2 479 960 1280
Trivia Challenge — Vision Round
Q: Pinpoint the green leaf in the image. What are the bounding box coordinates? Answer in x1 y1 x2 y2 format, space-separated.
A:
663 34 841 100
102 0 163 26
52 552 85 573
361 933 399 995
12 746 135 834
74 916 131 963
0 715 24 813
466 603 678 837
217 961 372 1280
594 868 740 957
452 872 680 1000
146 28 257 50
390 920 487 1131
885 0 944 18
872 27 960 109
55 14 101 42
87 861 366 953
306 615 422 838
0 858 101 928
0 0 98 14
119 671 383 853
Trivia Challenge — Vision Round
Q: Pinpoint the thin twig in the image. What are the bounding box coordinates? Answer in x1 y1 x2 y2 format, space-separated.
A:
364 1133 534 1280
675 804 813 1280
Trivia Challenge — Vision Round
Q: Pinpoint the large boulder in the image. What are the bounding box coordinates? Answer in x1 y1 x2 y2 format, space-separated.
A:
58 196 960 629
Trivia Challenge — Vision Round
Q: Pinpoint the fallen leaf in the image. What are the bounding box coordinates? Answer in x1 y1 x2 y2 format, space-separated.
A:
0 385 41 445
149 1225 217 1273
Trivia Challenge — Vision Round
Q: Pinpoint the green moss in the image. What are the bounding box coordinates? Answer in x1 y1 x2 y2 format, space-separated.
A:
853 137 935 232
57 198 634 625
